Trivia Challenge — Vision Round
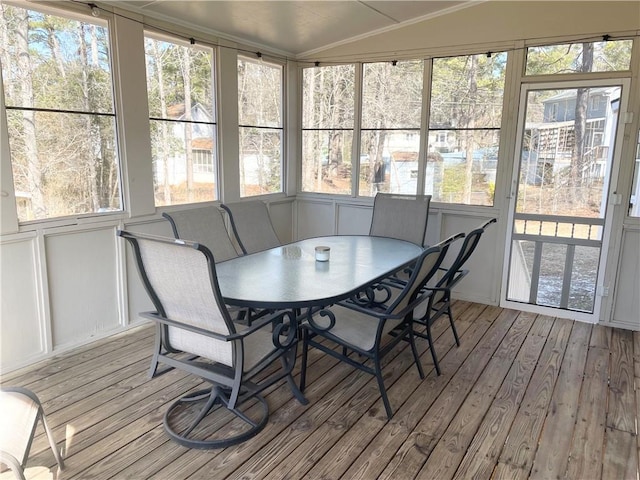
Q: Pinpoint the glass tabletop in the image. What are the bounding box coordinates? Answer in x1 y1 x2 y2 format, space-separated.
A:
216 235 423 309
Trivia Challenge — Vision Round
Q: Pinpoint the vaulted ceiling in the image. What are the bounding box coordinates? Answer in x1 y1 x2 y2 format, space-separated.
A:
106 1 472 57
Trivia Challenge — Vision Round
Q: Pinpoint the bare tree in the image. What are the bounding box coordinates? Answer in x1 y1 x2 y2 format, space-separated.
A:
570 43 594 205
150 40 171 204
462 55 478 204
180 48 194 202
15 8 46 218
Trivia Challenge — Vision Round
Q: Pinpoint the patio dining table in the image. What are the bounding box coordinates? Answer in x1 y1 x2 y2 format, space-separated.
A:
215 235 424 311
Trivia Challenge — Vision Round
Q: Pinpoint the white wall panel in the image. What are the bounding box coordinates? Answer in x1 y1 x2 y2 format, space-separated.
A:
296 200 336 239
46 227 121 348
611 228 640 330
0 237 44 369
336 204 371 236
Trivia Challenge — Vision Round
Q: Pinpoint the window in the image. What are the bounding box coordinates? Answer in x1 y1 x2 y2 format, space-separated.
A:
1 4 120 221
359 60 423 196
425 52 507 205
525 39 633 76
301 64 355 194
145 34 216 206
237 56 283 196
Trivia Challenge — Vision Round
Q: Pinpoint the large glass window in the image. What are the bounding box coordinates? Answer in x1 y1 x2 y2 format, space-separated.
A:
301 65 355 194
145 35 216 206
238 56 283 196
359 60 423 196
526 39 633 76
1 4 120 221
425 52 507 206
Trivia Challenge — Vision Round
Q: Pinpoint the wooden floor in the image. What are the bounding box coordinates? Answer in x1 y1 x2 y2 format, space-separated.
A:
2 301 638 479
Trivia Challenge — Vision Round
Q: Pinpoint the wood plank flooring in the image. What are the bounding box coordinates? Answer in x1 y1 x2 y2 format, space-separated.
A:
2 301 638 479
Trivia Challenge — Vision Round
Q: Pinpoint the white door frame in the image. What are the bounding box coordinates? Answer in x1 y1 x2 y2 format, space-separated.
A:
500 78 631 323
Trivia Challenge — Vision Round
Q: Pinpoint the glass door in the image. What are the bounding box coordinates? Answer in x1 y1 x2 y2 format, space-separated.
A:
503 80 628 320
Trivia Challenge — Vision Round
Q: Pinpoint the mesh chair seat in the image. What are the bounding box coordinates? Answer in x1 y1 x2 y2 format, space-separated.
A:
313 306 405 351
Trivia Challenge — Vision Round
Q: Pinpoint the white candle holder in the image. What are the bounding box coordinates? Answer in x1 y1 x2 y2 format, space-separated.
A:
315 246 330 262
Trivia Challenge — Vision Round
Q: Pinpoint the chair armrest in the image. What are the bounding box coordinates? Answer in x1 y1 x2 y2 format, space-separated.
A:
141 309 290 342
142 311 233 341
443 268 470 290
336 287 435 321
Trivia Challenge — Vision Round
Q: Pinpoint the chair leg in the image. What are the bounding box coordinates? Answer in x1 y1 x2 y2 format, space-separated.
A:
374 357 393 420
148 326 162 379
408 330 425 380
41 412 65 470
448 304 460 346
280 355 308 405
426 321 441 376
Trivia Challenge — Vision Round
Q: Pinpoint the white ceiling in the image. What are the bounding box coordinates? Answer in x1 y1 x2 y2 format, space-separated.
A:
107 1 471 57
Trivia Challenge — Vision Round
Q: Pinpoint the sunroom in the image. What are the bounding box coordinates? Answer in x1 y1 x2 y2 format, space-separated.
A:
1 1 639 478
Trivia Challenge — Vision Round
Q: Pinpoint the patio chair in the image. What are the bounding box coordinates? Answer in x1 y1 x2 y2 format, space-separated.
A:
117 230 307 449
0 387 64 480
413 217 497 375
369 193 431 246
162 206 239 262
299 239 451 420
220 200 281 254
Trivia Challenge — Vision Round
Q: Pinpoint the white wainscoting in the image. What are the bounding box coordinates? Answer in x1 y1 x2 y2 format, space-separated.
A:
45 226 122 348
610 226 640 330
1 221 131 372
0 234 45 368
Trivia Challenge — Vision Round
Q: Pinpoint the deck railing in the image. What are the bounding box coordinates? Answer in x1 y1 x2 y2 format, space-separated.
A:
510 213 604 311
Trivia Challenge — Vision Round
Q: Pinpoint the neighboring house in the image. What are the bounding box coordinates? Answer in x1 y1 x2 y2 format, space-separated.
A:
155 102 217 185
522 87 619 185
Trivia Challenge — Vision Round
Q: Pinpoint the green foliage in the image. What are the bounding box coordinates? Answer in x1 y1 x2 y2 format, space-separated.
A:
526 40 632 75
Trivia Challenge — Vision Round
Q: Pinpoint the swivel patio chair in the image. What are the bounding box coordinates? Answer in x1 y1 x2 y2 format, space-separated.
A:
369 193 431 246
117 230 307 449
220 200 281 254
0 387 64 480
413 217 497 375
299 239 451 420
162 206 239 262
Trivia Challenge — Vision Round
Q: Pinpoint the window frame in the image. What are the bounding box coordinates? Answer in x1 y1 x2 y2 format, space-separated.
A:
300 63 357 196
1 2 123 225
237 54 285 198
143 31 218 207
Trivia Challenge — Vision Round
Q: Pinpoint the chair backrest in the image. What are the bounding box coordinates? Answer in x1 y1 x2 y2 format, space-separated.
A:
162 206 239 262
438 217 497 289
387 233 464 315
220 201 281 254
369 193 431 246
118 230 236 367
